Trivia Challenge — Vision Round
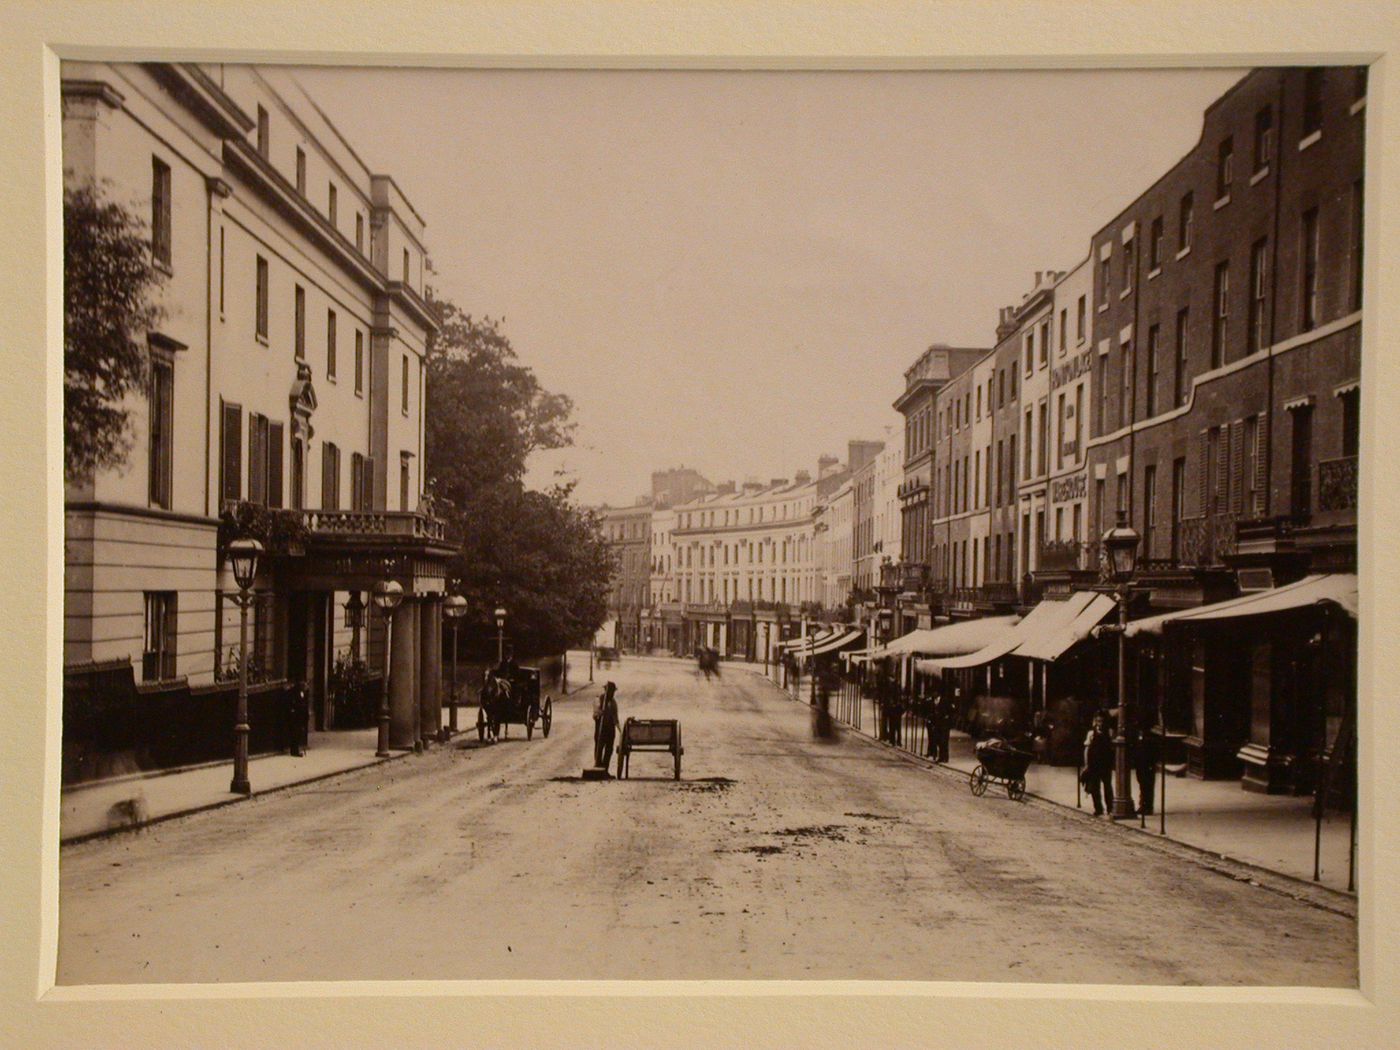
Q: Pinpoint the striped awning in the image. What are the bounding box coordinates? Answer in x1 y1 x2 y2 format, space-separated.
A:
916 592 1108 675
1121 574 1357 639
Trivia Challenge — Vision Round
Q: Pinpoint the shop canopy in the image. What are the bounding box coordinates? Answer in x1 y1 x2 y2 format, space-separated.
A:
1015 592 1120 662
779 628 836 652
868 616 1019 661
1120 573 1358 639
916 591 1109 675
805 627 866 657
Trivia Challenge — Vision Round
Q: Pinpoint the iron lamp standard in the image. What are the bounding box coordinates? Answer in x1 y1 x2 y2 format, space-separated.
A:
494 607 507 664
372 579 404 757
1101 513 1142 821
227 537 263 796
443 594 468 736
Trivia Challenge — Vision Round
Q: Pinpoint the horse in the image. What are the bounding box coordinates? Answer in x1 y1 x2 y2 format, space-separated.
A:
479 671 513 741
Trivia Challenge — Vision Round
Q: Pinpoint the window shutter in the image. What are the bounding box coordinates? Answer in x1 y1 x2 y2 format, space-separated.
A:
248 414 266 505
268 422 284 508
221 402 242 504
321 442 333 510
1216 426 1230 512
1253 412 1268 516
1197 429 1209 517
1229 420 1244 514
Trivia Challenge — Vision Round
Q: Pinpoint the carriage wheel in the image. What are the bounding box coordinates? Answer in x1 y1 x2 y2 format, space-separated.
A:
476 707 487 742
541 697 553 738
674 750 681 780
970 766 988 796
1008 778 1026 802
526 716 534 741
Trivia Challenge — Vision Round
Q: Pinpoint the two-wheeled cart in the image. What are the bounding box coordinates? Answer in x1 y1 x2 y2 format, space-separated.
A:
969 739 1034 801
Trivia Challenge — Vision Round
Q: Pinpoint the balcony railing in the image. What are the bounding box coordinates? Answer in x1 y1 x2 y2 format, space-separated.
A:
1037 539 1094 573
897 562 930 592
1318 455 1358 513
1177 513 1238 568
300 509 446 542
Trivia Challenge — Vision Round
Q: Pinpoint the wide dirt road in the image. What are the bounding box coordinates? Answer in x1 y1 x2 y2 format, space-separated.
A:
58 657 1356 985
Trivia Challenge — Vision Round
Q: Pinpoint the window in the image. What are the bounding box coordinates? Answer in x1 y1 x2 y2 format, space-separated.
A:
1122 237 1135 294
399 452 412 511
1207 426 1222 516
1076 295 1086 341
290 438 305 510
1059 308 1067 353
1174 307 1190 407
219 401 242 503
403 248 411 284
1096 354 1108 434
1254 107 1273 172
1212 261 1229 368
1119 341 1132 428
401 354 410 414
1351 181 1365 311
295 146 306 194
1170 458 1185 562
998 369 1005 408
256 105 269 156
1099 252 1111 306
247 413 268 504
1023 408 1033 479
1341 388 1360 459
1095 478 1106 542
1290 405 1313 519
1244 415 1259 513
995 439 1003 506
976 386 982 420
1249 238 1268 352
1216 136 1233 199
1116 472 1128 516
1039 319 1050 365
327 309 337 379
1010 370 1017 400
1056 393 1066 470
142 592 177 682
328 182 338 227
355 330 364 395
1038 401 1048 476
1303 68 1324 137
151 157 172 270
1179 191 1194 252
321 441 341 510
218 227 225 315
1143 464 1157 560
1300 210 1320 332
148 355 173 508
294 285 305 358
356 212 365 253
1149 216 1163 270
255 256 269 340
1073 384 1084 460
1146 324 1160 417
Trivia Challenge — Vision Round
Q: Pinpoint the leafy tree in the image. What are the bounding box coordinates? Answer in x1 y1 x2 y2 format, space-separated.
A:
63 180 166 482
425 293 613 655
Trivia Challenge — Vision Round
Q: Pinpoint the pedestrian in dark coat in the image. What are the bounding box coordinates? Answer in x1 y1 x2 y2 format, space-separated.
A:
1081 712 1116 816
593 681 620 771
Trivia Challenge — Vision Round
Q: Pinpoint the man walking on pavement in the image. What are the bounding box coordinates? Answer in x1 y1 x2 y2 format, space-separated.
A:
593 681 620 772
1081 711 1116 816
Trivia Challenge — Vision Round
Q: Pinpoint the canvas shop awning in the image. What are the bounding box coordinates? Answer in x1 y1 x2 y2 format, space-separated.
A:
916 591 1111 675
867 616 1019 661
1118 573 1358 640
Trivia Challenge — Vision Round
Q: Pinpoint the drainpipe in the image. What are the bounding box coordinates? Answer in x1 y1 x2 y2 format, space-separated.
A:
1264 72 1286 522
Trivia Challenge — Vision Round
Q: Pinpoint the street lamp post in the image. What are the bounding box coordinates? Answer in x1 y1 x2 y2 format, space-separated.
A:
372 579 404 757
227 537 263 796
443 595 467 737
1101 512 1142 821
495 607 507 664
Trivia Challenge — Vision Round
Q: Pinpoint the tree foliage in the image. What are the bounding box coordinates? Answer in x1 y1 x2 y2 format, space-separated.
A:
425 294 613 655
64 181 166 482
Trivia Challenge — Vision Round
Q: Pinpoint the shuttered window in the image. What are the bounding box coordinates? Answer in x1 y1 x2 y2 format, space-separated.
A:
268 422 284 508
247 413 267 504
220 401 242 504
147 356 174 509
321 441 341 510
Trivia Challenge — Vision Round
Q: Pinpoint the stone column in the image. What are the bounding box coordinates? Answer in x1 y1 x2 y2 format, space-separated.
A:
389 599 419 748
419 595 442 741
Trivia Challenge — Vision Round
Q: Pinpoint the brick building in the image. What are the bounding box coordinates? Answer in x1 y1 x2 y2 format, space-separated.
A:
597 501 653 652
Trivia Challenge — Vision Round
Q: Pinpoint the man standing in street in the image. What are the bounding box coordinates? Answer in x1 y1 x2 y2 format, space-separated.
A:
1081 712 1116 816
593 681 620 772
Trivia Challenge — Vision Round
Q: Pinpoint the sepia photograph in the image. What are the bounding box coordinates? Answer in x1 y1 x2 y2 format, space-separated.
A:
50 55 1368 992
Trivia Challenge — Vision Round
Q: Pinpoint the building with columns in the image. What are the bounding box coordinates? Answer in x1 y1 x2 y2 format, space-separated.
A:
62 63 453 781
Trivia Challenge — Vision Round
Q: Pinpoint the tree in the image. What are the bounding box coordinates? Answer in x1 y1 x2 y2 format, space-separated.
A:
64 180 166 482
424 293 613 655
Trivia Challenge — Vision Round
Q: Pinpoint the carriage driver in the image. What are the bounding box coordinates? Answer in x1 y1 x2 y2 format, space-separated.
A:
494 645 520 682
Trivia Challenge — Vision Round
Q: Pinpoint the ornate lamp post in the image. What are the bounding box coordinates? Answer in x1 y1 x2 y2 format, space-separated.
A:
372 579 404 757
494 607 508 665
1101 512 1142 820
227 537 263 795
443 594 468 736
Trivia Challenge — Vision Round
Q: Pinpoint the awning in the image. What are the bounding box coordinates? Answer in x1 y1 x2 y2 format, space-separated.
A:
1015 592 1119 662
782 627 840 656
808 627 865 657
868 617 1019 660
1121 573 1358 639
842 646 882 665
916 592 1104 675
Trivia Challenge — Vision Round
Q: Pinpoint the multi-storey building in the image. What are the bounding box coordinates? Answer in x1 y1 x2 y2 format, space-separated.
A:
597 501 652 651
851 449 882 593
62 63 452 775
1014 271 1063 581
651 466 716 508
1045 258 1095 562
892 344 987 631
1072 65 1365 790
930 360 977 605
817 478 854 610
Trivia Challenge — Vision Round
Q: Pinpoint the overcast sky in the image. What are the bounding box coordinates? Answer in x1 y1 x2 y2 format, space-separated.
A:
294 66 1244 507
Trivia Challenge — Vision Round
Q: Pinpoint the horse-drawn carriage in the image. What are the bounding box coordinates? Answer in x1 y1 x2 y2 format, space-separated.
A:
477 666 553 742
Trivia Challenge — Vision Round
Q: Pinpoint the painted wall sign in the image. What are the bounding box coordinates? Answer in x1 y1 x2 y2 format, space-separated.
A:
1051 472 1088 503
1051 349 1094 390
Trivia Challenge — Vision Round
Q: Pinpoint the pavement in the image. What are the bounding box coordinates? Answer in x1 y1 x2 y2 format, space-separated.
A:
758 664 1357 894
59 727 405 844
57 654 1355 985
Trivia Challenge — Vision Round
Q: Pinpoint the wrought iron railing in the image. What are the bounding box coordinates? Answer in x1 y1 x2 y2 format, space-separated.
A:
1037 539 1093 572
1177 513 1238 567
1318 455 1358 513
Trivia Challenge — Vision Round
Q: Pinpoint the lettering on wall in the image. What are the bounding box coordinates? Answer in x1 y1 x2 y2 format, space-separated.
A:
1051 473 1088 503
1051 349 1094 391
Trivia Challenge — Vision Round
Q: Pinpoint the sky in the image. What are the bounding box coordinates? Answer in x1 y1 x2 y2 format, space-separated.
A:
294 65 1245 507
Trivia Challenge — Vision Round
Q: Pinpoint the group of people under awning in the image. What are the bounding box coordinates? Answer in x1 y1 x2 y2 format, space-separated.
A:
821 573 1358 801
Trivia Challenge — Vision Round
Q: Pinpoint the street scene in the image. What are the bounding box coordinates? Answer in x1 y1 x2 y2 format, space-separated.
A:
57 59 1363 991
58 656 1354 985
